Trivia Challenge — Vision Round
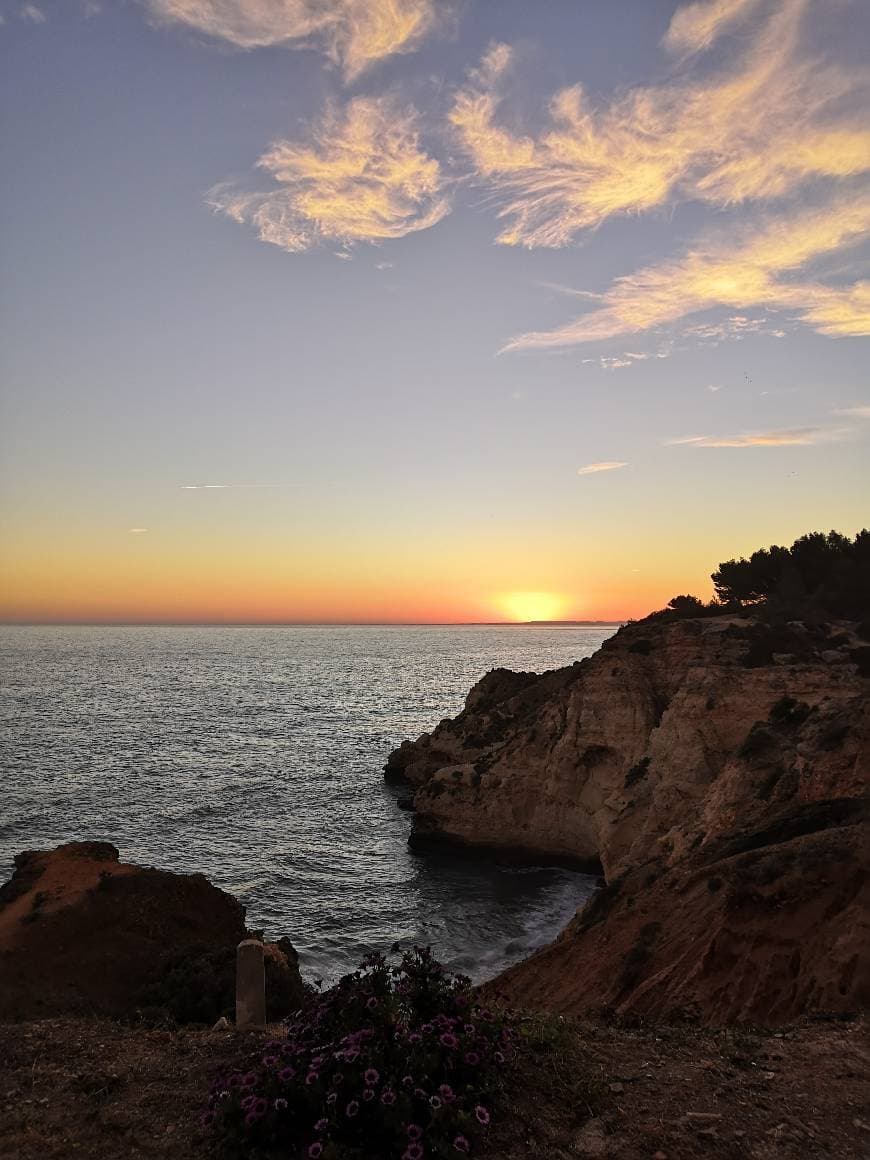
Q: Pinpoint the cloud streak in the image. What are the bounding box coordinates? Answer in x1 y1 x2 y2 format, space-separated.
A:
180 482 300 489
668 425 847 447
577 460 627 475
451 3 870 248
662 0 764 57
210 96 450 253
145 0 438 80
504 192 870 349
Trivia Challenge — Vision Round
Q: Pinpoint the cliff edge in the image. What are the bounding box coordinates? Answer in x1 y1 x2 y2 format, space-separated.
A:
0 841 303 1023
386 614 870 1023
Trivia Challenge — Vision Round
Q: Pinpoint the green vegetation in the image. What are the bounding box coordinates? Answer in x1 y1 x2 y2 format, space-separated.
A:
660 529 869 620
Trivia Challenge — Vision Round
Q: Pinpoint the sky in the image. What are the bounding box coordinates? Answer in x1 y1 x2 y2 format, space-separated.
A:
0 0 868 624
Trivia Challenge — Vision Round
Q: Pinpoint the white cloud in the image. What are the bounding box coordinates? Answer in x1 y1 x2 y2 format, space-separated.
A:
451 4 870 247
577 460 628 475
210 96 450 253
668 425 848 447
180 482 299 489
144 0 439 81
662 0 764 57
504 192 870 350
20 4 47 22
834 405 870 418
127 527 149 534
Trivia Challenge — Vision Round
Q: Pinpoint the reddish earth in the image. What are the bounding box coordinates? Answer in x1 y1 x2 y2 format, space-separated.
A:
0 841 302 1024
490 798 870 1025
1 1013 868 1159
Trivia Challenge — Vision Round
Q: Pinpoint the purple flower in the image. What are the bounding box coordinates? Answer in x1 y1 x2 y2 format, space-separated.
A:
244 1112 258 1127
331 1072 344 1086
362 1088 375 1102
464 1051 480 1066
475 1105 490 1126
346 1100 359 1118
414 1088 427 1100
326 1093 337 1106
262 1054 279 1067
364 1068 380 1086
406 1124 423 1141
278 1066 296 1082
228 1074 242 1088
453 1135 470 1153
308 1145 323 1159
438 1084 455 1102
366 996 379 1009
314 1118 328 1132
403 1146 424 1160
255 1098 268 1116
217 1090 230 1102
440 1033 458 1048
275 1098 288 1111
240 1096 255 1111
305 1071 319 1086
464 1024 475 1036
381 1088 397 1106
429 1095 442 1110
241 1073 257 1088
494 1051 505 1064
401 1075 414 1088
408 1032 422 1044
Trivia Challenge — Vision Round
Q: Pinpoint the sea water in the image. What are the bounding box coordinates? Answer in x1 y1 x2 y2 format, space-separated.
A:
0 624 612 982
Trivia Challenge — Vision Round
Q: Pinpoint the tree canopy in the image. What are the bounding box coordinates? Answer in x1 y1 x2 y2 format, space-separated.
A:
711 530 870 618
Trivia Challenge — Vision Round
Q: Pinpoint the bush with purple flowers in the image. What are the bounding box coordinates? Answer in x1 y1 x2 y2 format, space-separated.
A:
204 946 516 1158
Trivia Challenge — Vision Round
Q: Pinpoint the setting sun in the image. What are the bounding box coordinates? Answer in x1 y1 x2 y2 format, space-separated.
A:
496 591 569 622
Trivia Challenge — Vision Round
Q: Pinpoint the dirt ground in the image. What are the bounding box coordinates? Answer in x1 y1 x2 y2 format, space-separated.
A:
1 1014 868 1159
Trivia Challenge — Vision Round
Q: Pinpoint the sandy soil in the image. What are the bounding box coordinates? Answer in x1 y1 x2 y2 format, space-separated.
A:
1 1014 868 1159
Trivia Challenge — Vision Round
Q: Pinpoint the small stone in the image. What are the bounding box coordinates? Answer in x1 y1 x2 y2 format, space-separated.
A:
608 1082 625 1094
212 1016 231 1032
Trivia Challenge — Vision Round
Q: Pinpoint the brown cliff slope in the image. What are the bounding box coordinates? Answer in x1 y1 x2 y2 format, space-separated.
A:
0 841 303 1022
387 615 870 1023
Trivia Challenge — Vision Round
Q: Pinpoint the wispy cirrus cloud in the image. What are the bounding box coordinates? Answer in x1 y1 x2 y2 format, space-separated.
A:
209 96 450 253
20 3 47 22
180 482 300 490
451 2 870 248
834 405 870 419
577 460 628 475
662 0 764 58
144 0 439 80
504 192 870 350
668 425 847 447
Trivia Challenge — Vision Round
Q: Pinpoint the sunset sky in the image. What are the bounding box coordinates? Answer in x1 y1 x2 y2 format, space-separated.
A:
1 0 868 623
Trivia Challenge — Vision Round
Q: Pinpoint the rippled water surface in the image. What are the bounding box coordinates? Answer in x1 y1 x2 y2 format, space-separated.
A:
0 625 613 982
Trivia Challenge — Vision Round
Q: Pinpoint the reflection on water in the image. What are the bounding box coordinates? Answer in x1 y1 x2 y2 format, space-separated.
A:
0 624 610 982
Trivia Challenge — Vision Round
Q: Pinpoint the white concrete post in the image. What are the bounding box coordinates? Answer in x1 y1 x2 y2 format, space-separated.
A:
236 939 266 1029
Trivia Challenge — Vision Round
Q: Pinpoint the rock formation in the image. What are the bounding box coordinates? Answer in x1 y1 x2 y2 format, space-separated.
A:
0 841 304 1023
386 615 870 1023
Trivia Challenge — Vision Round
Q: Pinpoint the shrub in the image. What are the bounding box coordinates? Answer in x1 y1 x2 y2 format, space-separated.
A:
204 946 516 1158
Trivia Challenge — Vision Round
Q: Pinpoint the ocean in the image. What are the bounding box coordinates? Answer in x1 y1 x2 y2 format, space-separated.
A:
0 624 613 983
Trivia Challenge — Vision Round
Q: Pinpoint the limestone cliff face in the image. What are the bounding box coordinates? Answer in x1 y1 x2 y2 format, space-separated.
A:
386 615 869 1023
388 617 868 879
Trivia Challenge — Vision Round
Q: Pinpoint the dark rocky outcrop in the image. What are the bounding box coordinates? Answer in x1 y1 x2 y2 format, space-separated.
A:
0 841 304 1024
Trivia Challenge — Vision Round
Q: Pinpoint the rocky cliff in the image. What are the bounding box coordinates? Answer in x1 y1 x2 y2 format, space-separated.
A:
0 841 304 1023
386 614 870 1023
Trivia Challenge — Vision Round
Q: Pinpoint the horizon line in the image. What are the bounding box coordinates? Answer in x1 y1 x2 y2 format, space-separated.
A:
0 619 628 628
